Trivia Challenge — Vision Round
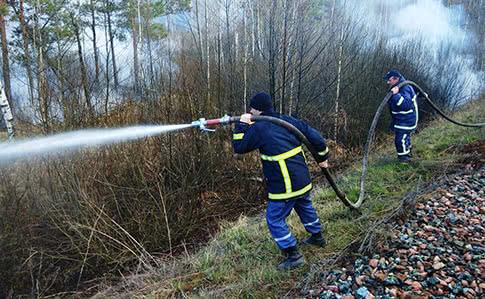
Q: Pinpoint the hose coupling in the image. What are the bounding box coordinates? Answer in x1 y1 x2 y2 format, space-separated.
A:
191 118 215 132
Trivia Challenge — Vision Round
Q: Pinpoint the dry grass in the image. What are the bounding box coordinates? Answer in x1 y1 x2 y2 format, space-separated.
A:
1 97 483 298
0 105 265 297
90 99 485 298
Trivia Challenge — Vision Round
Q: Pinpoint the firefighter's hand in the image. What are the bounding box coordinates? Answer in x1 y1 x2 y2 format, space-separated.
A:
391 86 399 94
319 160 329 168
240 113 254 125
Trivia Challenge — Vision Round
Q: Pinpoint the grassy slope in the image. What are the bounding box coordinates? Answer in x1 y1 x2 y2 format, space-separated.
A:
94 99 484 299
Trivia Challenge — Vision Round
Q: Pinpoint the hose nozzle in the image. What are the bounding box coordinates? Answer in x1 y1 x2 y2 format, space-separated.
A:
191 115 234 132
191 118 214 132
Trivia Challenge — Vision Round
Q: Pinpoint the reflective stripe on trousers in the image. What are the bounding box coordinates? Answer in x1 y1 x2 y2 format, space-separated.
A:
266 193 322 249
395 130 411 156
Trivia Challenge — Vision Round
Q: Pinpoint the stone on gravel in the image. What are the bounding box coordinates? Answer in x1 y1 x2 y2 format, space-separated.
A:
306 165 485 299
355 287 369 299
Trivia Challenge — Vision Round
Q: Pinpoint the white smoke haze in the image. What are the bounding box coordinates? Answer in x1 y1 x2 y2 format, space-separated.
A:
346 0 483 98
0 124 192 164
391 0 467 48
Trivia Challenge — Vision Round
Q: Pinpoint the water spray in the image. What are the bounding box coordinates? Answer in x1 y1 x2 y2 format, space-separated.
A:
1 80 482 209
0 124 192 164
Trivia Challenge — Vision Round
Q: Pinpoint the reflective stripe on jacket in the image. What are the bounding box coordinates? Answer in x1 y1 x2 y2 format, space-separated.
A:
232 112 329 200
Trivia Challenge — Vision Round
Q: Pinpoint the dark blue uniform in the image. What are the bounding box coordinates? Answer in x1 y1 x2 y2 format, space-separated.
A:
232 111 328 249
388 77 418 159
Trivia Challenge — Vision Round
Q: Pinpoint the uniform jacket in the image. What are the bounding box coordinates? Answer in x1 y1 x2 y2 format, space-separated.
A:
232 112 328 200
389 76 418 131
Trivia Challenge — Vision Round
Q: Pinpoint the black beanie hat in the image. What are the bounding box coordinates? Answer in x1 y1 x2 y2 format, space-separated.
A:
250 92 273 112
383 69 402 80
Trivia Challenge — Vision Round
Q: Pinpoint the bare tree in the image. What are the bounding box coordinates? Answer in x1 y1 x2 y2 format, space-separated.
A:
15 0 35 104
35 0 50 130
105 0 118 89
204 0 210 110
0 0 12 106
90 0 100 81
71 12 93 117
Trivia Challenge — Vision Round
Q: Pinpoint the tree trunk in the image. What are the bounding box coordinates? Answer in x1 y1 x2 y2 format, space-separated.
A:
217 18 222 111
0 80 14 139
145 0 154 87
224 0 234 112
166 15 173 164
56 38 68 127
279 0 290 114
131 11 140 96
36 0 49 131
287 1 298 116
242 1 247 110
72 14 93 116
90 0 100 81
268 0 277 105
103 6 110 115
254 2 262 58
204 0 210 112
0 0 12 107
249 1 255 57
18 0 35 105
295 6 306 117
334 26 344 142
106 0 118 89
190 0 203 73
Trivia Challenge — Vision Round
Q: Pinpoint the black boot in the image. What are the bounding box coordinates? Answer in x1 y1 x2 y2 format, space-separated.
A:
302 232 327 247
398 154 411 164
278 246 304 270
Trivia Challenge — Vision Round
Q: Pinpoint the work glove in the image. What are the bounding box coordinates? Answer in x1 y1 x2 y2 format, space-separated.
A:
240 113 254 125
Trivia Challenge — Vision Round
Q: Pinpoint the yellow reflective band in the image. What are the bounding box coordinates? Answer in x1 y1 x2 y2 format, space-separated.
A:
260 146 302 161
261 146 306 199
318 147 329 156
278 160 292 193
268 183 312 200
233 133 244 140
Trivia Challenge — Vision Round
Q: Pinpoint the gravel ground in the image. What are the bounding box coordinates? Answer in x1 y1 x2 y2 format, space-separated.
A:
307 164 484 299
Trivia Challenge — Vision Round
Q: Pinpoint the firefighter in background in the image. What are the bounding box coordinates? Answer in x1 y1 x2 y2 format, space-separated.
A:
384 70 418 163
232 92 329 270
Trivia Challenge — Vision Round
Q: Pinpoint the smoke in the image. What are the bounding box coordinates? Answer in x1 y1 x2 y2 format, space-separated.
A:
389 0 468 48
0 124 192 165
349 0 470 49
346 0 483 98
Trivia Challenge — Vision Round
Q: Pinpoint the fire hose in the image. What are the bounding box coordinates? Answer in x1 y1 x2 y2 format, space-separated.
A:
191 114 355 208
191 81 484 210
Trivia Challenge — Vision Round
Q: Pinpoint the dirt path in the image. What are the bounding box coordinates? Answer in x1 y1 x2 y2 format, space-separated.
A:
305 164 484 299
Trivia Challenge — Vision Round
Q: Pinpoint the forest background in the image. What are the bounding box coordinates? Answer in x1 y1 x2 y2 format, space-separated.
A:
0 0 483 297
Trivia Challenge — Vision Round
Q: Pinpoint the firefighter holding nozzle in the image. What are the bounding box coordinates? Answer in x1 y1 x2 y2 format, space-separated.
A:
232 92 329 270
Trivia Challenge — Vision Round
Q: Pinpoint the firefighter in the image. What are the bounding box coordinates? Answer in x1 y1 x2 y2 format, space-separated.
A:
232 92 329 270
383 70 418 163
